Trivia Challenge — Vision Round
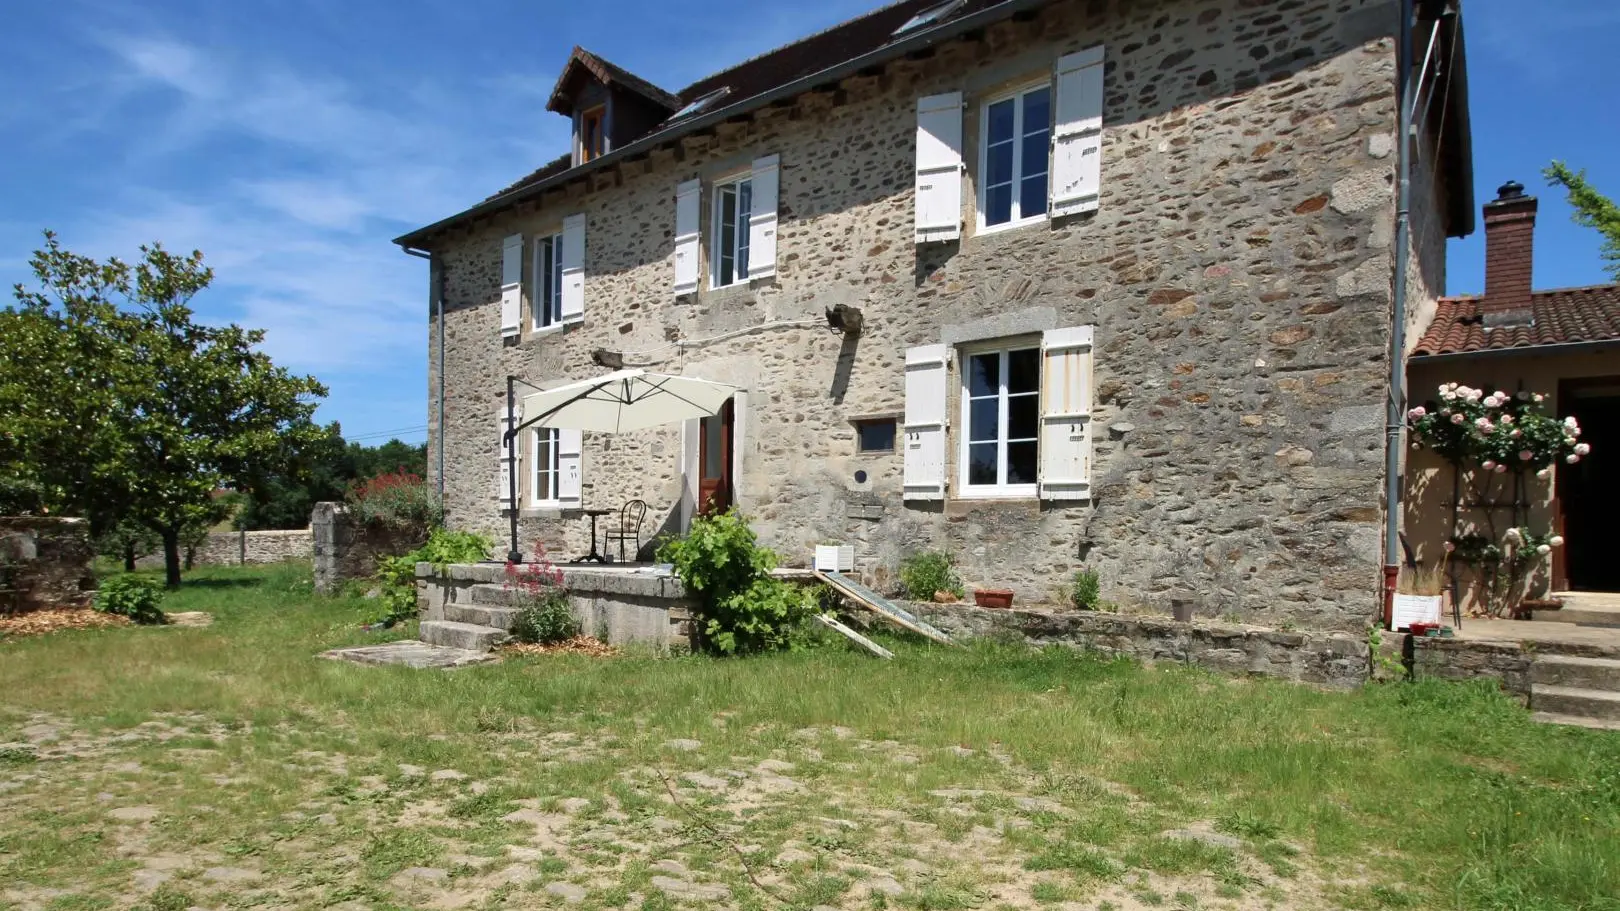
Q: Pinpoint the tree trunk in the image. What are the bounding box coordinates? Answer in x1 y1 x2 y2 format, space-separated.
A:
160 527 183 589
122 543 136 573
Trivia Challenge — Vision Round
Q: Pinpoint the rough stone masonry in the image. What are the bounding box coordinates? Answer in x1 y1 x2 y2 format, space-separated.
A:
421 0 1450 632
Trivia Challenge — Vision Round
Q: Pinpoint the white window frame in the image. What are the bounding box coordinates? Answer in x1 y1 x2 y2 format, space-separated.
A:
710 173 753 289
976 81 1053 235
530 427 561 507
958 342 1041 498
531 232 564 333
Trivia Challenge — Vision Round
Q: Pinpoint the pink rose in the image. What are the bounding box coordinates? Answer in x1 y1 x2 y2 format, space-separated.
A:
1482 460 1496 470
1568 454 1581 464
1575 443 1591 455
1451 413 1465 425
1494 463 1507 474
1408 406 1426 419
1519 450 1533 461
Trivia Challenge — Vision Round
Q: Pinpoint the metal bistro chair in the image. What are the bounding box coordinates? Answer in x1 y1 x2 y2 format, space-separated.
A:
603 499 648 563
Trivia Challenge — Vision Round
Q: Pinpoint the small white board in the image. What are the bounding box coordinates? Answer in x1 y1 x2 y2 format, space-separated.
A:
1391 594 1442 631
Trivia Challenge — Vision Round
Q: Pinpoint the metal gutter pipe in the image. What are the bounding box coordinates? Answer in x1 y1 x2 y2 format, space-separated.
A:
1384 0 1416 627
401 246 445 503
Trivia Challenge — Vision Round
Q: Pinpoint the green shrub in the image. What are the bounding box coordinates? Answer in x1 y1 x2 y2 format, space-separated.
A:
1070 569 1101 610
347 470 443 535
505 556 578 644
370 527 491 625
899 551 963 600
95 574 167 624
656 510 815 654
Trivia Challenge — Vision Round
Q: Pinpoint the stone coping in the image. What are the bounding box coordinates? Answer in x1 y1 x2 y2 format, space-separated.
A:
419 562 688 599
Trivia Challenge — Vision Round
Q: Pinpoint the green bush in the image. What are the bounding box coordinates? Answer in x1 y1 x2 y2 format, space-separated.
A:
346 470 443 535
95 574 167 625
899 551 963 600
505 558 578 644
656 511 815 654
1070 569 1101 610
370 527 492 625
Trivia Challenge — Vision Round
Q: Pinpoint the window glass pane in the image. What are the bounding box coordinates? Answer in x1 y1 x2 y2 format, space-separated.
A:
1022 88 1050 135
968 442 998 486
1007 348 1040 394
539 238 554 326
968 398 999 442
987 139 1014 186
1008 395 1039 440
985 183 1013 226
702 415 723 478
1020 174 1048 220
987 98 1015 143
856 420 896 452
1007 441 1038 484
717 186 736 286
736 180 752 280
966 352 1000 398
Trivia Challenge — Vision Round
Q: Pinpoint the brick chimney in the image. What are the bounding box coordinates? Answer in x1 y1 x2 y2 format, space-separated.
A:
1481 180 1538 328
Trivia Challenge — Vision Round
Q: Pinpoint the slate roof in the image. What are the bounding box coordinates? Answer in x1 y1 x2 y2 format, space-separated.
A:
1411 284 1620 356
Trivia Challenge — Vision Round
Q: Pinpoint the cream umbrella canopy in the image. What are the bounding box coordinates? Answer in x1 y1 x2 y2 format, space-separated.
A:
501 370 741 562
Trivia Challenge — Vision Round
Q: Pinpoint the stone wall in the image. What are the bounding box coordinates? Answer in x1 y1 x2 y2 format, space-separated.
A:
416 563 695 649
427 0 1420 632
913 601 1373 689
1407 635 1532 704
312 503 429 595
0 517 96 610
133 528 311 570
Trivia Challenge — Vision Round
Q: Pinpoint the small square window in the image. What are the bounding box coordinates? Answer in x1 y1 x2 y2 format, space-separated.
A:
579 106 606 163
855 419 897 453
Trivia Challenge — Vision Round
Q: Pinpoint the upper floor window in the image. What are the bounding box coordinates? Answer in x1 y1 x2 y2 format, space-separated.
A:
978 85 1051 231
712 175 752 288
579 106 606 163
531 427 560 505
961 345 1040 496
531 232 563 330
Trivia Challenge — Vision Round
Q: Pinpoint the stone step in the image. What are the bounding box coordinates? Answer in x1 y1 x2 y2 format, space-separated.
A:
419 620 506 652
1530 711 1620 732
1531 685 1620 723
445 603 520 631
1531 655 1620 692
469 583 520 607
1537 593 1620 628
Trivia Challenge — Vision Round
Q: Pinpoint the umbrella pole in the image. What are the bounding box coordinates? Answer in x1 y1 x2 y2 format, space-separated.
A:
506 375 522 564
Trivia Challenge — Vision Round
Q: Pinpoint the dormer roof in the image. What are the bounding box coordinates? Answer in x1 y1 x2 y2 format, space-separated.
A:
547 46 681 116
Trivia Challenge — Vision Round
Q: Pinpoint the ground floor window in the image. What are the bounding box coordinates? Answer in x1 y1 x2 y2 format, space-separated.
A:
960 345 1040 496
531 428 560 505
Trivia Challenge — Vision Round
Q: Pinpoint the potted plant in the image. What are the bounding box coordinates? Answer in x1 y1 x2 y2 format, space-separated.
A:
973 588 1015 610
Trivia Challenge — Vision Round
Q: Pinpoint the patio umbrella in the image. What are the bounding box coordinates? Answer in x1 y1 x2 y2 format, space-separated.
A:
518 369 740 434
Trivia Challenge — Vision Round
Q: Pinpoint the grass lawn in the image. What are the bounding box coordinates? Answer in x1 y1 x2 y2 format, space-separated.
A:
1 563 1617 911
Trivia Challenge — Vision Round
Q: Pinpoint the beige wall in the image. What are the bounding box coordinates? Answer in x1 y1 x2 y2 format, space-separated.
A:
1404 349 1620 610
423 0 1409 630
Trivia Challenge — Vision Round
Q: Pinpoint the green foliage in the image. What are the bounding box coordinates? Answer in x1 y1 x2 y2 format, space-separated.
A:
0 231 328 588
370 527 491 625
505 556 578 644
94 574 167 625
237 429 426 531
0 476 46 516
656 510 815 654
345 470 442 535
899 550 964 600
1070 569 1101 610
1546 162 1620 281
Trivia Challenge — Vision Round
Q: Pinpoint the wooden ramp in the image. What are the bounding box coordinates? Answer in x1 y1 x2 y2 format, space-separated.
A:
816 571 957 646
815 614 894 658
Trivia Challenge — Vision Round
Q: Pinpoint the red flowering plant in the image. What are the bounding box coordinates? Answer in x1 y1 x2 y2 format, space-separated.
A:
1406 384 1588 615
346 470 442 535
504 543 578 644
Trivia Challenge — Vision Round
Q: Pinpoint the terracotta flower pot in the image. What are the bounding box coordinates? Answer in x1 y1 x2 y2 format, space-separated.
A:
973 588 1015 610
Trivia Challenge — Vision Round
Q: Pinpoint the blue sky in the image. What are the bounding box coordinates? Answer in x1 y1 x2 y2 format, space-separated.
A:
2 0 1616 444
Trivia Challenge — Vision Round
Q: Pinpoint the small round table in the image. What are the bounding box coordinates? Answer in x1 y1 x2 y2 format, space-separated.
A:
573 508 615 564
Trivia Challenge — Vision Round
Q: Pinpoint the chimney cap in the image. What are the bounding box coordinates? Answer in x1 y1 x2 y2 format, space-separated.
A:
1496 180 1526 201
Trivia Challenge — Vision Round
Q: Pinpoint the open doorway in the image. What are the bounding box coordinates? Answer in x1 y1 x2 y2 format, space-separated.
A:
697 399 734 516
1558 378 1620 591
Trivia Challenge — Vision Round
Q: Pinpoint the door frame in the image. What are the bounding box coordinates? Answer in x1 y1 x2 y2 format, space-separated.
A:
697 399 735 516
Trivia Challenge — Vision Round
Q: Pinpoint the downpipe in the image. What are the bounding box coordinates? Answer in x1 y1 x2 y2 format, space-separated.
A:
1383 0 1416 628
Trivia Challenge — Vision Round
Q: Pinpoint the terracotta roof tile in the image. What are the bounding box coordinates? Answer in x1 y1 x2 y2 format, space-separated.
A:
1411 284 1620 356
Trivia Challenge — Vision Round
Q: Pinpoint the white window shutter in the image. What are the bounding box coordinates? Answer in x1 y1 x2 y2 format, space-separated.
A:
674 179 701 296
1051 46 1105 218
747 155 779 279
500 233 523 337
557 428 583 507
497 407 517 509
1039 326 1094 501
560 214 585 324
903 344 949 500
914 93 963 243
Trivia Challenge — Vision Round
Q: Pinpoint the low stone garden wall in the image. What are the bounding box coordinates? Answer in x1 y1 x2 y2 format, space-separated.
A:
0 517 96 610
1405 636 1533 704
133 528 312 570
313 502 426 595
416 563 695 648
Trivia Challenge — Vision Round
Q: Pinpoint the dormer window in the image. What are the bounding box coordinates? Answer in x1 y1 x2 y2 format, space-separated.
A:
579 105 606 163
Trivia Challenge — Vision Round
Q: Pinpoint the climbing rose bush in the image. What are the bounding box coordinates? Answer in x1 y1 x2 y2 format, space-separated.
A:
1407 384 1585 471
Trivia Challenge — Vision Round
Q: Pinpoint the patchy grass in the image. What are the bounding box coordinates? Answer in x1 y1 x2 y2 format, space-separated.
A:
0 562 1616 911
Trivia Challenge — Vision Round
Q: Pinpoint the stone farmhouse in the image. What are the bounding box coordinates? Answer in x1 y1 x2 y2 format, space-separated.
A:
394 0 1474 631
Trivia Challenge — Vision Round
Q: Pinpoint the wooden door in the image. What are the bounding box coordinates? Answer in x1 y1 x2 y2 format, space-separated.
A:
697 400 734 516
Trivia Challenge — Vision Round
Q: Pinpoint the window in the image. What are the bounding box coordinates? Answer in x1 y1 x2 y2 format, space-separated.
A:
579 106 606 162
531 233 563 330
978 84 1051 230
855 419 897 453
960 346 1040 495
893 0 964 36
711 175 752 288
671 87 731 122
531 427 560 505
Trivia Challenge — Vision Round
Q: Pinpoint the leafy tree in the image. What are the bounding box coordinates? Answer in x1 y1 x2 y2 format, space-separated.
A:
1545 162 1620 281
234 428 427 531
2 232 328 587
